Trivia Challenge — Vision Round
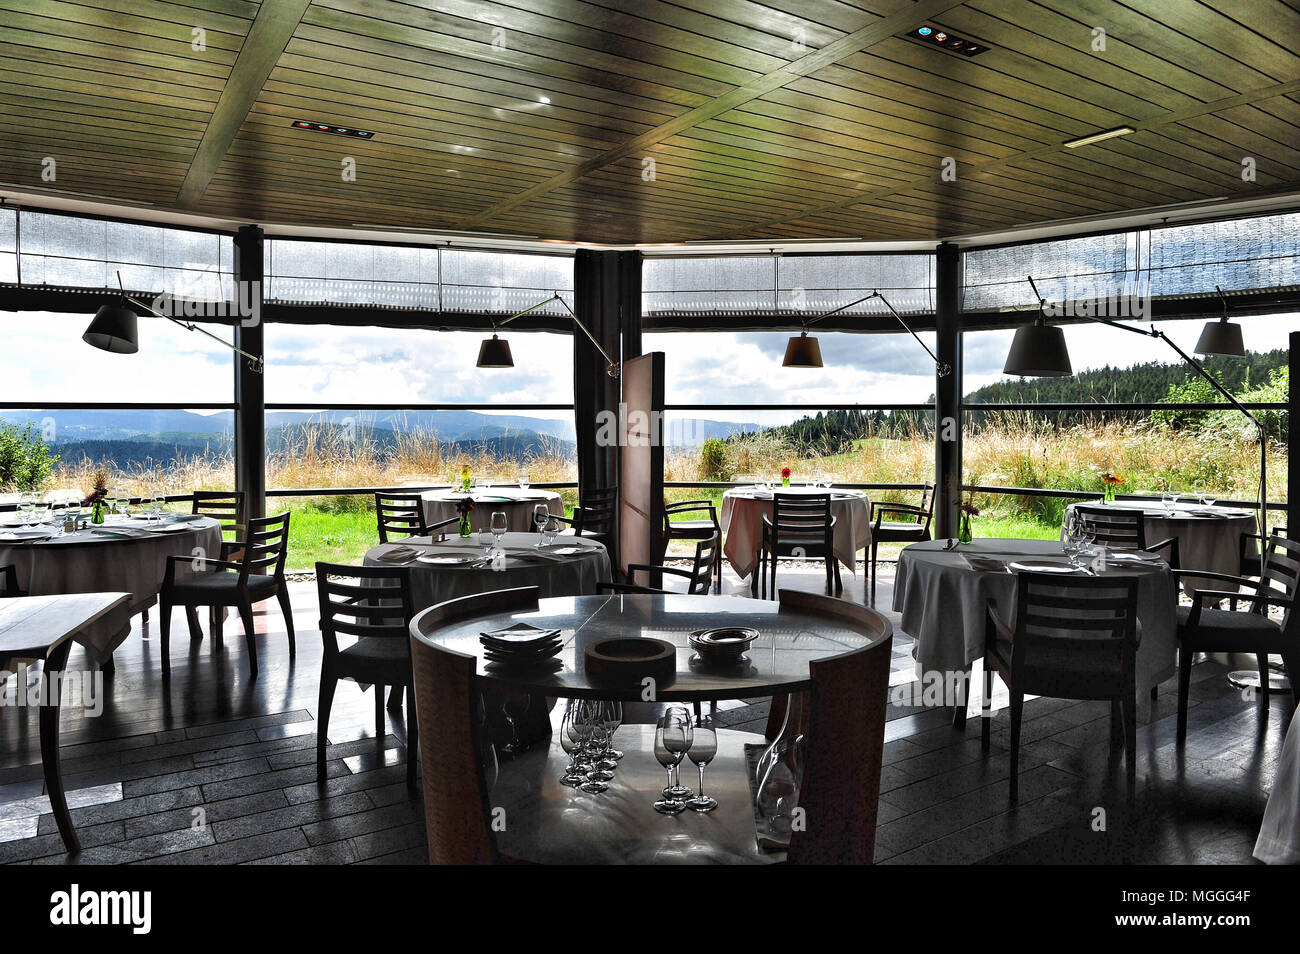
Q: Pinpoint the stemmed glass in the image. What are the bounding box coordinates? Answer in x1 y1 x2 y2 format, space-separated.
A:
543 516 561 547
596 700 623 761
653 718 686 814
500 693 531 756
490 510 508 551
558 702 588 787
661 705 694 800
17 492 34 528
533 503 549 546
575 701 611 793
686 715 718 812
518 474 530 490
477 530 494 561
153 490 167 519
1161 490 1180 516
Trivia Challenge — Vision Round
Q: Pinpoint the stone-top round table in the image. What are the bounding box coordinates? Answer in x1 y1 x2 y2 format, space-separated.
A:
419 592 878 701
720 486 872 580
420 487 563 534
893 538 1178 703
0 514 223 665
364 532 609 610
1064 499 1257 587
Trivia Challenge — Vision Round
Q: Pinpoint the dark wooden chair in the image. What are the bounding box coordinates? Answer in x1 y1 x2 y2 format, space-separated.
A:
159 512 295 678
409 586 541 864
1240 525 1287 579
1073 504 1180 568
0 564 23 598
315 562 419 785
1175 534 1300 744
191 490 246 539
554 486 617 546
868 481 934 604
981 572 1140 801
759 493 840 599
661 499 722 592
611 531 718 596
767 590 892 864
375 492 455 543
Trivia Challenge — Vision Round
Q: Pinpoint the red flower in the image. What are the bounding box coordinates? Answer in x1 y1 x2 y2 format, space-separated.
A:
455 497 475 517
961 502 980 516
781 467 791 479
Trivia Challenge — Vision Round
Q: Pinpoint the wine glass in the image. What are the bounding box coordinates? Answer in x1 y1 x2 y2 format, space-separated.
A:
543 515 561 548
17 492 34 528
152 490 167 519
50 501 65 531
477 530 494 560
1162 490 1180 516
500 693 531 756
518 473 530 490
533 503 549 547
558 702 587 787
661 706 694 800
686 716 718 812
653 719 686 814
597 700 623 761
490 510 508 550
574 701 609 794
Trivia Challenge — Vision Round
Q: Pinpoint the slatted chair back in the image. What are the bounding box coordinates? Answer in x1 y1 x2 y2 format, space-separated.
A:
777 590 892 865
1010 572 1139 699
191 490 246 538
235 512 291 582
769 493 833 547
574 486 618 538
375 493 428 543
315 562 415 653
1257 535 1300 628
623 532 719 595
1074 505 1145 550
409 587 540 865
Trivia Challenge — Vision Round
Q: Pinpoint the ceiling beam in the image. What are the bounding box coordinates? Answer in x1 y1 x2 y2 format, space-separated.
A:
175 0 313 207
457 0 970 229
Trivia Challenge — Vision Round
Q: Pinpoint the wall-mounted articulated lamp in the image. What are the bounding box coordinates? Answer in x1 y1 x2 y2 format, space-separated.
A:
782 290 951 377
1004 276 1263 533
83 272 264 372
477 291 620 378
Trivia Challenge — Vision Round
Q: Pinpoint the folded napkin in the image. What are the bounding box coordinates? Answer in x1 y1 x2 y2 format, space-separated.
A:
90 527 152 539
961 555 1009 573
374 545 419 564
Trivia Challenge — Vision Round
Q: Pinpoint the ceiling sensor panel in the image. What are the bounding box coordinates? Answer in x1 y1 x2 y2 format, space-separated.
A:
907 25 990 57
291 120 375 139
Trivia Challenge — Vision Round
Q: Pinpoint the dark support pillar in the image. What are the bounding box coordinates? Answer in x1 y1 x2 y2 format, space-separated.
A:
1290 331 1298 537
933 241 963 540
233 225 266 520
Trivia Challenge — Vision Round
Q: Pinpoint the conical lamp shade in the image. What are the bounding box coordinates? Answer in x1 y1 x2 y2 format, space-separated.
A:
476 334 514 368
1194 318 1245 357
1003 320 1071 376
83 301 139 354
782 333 823 368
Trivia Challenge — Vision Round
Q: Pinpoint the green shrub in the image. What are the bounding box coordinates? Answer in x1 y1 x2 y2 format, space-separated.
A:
699 438 733 481
0 421 58 492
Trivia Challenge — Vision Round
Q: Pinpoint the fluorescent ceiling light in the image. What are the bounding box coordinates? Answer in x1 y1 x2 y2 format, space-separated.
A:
1063 126 1136 148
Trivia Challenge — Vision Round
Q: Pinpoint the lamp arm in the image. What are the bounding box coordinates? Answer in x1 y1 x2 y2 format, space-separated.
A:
124 295 264 372
499 292 620 376
804 290 950 377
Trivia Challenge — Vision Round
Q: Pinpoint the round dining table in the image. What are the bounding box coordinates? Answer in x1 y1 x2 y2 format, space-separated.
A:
0 513 224 666
1064 499 1257 586
719 486 873 581
893 538 1178 709
422 592 878 700
420 487 563 533
364 532 610 610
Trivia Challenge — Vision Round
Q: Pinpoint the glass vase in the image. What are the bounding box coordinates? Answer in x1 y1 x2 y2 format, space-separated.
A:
781 477 790 487
458 514 472 537
958 513 973 544
1103 483 1115 503
91 500 106 525
755 693 805 848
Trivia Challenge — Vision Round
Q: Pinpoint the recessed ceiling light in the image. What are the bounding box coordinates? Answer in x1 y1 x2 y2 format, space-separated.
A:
1063 126 1136 148
906 25 989 56
291 120 375 140
539 96 551 104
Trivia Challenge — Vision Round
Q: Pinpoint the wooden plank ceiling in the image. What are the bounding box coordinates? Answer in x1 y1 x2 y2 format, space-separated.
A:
2 0 1299 244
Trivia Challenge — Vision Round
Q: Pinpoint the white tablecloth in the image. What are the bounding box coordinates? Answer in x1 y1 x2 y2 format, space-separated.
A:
720 487 872 579
1064 500 1256 587
421 488 563 534
363 531 609 610
893 538 1178 697
0 515 224 665
1255 710 1300 864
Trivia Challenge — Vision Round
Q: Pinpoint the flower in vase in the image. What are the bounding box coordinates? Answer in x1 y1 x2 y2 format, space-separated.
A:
455 497 475 517
780 467 791 480
1102 473 1124 486
960 501 980 517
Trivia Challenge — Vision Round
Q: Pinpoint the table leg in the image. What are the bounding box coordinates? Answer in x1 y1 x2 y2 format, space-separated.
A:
39 641 79 853
952 666 971 729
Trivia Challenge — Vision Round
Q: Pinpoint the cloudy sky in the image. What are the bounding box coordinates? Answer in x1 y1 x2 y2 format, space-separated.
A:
4 309 1293 430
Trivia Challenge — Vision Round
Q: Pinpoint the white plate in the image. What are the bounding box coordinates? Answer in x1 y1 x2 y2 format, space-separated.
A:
416 555 478 566
145 524 189 533
1007 561 1080 574
0 528 53 540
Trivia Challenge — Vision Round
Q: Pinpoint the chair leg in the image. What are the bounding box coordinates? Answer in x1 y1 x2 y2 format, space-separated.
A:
317 668 336 782
1123 690 1137 800
405 682 418 786
212 605 223 643
237 597 257 678
981 662 994 750
1281 651 1300 715
184 606 202 641
375 685 385 738
832 555 842 596
1110 699 1123 748
713 546 722 593
1008 690 1023 803
159 599 173 674
276 586 296 659
1256 653 1270 708
1177 643 1194 746
869 541 878 605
